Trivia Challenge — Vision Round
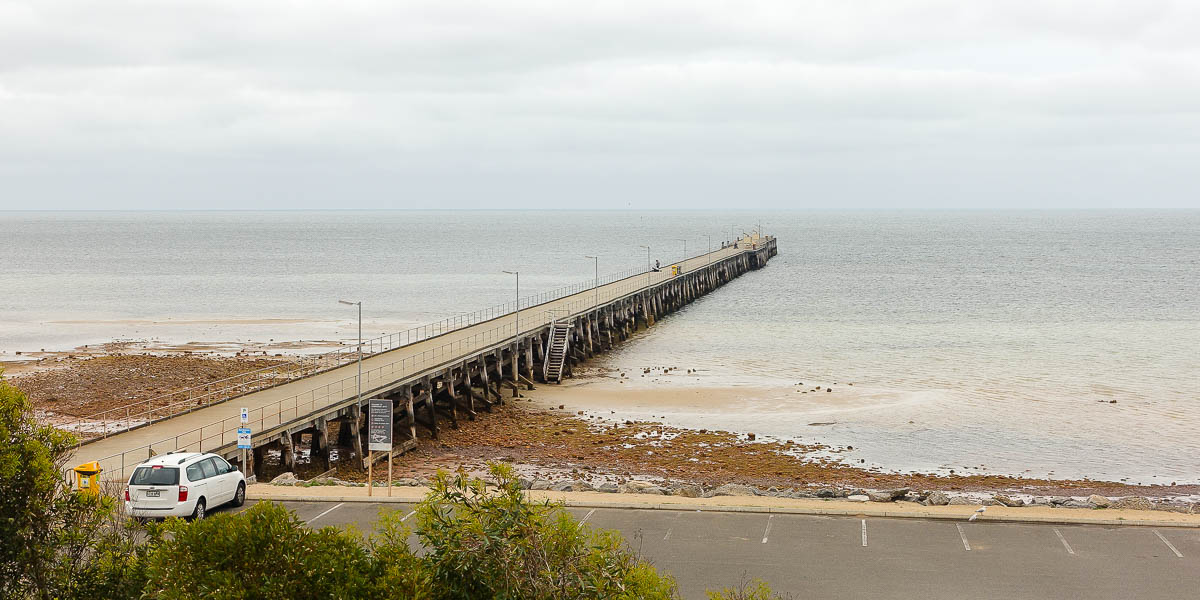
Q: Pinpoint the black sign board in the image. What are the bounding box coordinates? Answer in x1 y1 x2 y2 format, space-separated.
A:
368 398 393 451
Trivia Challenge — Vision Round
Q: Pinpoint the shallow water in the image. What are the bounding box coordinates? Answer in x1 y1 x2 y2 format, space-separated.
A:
3 210 1197 483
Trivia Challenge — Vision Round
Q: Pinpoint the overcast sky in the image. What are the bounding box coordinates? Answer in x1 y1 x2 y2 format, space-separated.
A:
2 1 1198 210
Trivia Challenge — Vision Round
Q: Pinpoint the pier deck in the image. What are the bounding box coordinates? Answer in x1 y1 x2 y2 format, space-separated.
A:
76 237 777 481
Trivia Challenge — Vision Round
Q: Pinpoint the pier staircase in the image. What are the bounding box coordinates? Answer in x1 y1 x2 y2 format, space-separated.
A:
543 320 572 383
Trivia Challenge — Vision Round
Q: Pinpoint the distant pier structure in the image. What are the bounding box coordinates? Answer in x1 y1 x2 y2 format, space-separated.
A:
77 234 778 481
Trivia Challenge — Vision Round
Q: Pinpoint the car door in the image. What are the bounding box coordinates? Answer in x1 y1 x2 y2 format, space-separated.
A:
208 457 237 503
184 462 206 508
197 458 219 504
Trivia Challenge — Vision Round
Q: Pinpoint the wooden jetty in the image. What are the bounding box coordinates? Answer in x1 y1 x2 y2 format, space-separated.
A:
76 235 778 481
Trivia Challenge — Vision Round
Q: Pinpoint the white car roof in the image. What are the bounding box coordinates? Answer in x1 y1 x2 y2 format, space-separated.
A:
139 452 209 467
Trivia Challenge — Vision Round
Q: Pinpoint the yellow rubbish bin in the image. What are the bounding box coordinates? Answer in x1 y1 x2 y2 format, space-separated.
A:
73 462 102 495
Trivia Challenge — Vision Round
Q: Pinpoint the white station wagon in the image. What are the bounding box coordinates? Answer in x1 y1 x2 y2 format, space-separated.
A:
124 452 246 519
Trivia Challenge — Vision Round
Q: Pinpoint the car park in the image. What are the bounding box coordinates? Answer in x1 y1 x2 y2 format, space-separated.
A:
124 451 246 519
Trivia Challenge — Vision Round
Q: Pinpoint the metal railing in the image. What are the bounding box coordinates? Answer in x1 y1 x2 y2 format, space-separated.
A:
91 242 764 482
67 253 700 441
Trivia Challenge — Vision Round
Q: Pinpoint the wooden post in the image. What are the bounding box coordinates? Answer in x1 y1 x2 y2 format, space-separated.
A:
405 387 417 442
510 343 520 398
479 356 498 402
280 432 295 472
313 417 329 471
424 385 439 440
523 341 534 386
442 373 460 427
352 404 365 470
459 364 476 418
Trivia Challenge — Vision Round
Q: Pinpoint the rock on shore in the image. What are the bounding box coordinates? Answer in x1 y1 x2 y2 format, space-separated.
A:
925 491 950 506
708 483 759 497
867 488 910 502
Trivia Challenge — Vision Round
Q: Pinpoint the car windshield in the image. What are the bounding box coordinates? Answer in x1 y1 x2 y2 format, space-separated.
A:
130 466 179 486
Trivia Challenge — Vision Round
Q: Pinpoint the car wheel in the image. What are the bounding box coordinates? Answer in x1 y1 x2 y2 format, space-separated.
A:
233 482 246 507
190 498 206 521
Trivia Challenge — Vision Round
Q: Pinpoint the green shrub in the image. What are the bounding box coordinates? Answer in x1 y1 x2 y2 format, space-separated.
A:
140 502 380 599
1 375 779 599
707 577 789 600
0 375 119 600
414 463 678 600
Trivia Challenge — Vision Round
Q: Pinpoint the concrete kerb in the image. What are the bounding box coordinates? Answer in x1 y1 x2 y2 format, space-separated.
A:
246 485 1200 529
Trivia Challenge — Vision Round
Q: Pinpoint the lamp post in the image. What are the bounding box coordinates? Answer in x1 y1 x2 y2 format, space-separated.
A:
502 270 519 337
584 255 599 307
639 245 651 270
337 299 364 492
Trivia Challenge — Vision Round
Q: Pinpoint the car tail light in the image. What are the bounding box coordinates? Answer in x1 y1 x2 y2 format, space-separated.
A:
178 486 188 502
124 489 130 501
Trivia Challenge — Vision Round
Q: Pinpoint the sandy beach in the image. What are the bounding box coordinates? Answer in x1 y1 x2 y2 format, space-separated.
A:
7 340 1198 504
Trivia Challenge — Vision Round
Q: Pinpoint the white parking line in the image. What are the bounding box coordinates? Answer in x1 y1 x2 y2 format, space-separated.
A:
761 515 774 544
580 509 596 524
1054 528 1075 555
663 528 673 541
956 524 971 551
861 519 867 547
307 502 344 525
400 510 416 522
1154 530 1183 558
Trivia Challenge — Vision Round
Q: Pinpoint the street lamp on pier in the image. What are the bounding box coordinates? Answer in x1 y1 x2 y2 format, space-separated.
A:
337 299 362 419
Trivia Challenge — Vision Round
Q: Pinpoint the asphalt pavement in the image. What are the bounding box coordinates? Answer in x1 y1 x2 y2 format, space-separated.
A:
224 500 1199 599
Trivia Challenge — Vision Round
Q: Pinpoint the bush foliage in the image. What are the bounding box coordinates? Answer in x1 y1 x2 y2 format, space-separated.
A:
1 373 783 599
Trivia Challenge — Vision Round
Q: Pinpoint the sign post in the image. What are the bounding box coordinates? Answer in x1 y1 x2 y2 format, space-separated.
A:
238 408 250 474
368 398 393 497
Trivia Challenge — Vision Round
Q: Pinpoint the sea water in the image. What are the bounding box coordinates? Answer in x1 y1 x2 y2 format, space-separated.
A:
2 210 1197 482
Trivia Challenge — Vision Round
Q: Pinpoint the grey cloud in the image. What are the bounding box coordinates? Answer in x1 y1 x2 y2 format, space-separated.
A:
1 0 1199 209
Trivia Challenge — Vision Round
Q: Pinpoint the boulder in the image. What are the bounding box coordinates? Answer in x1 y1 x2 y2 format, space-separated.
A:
550 480 593 492
1111 496 1154 511
948 496 975 506
993 494 1025 507
672 484 703 498
787 489 817 499
395 477 420 487
597 482 619 493
983 499 1004 506
270 472 299 486
1060 500 1090 509
530 480 551 491
517 477 534 490
1086 494 1111 508
1049 496 1072 506
847 495 869 502
815 488 843 499
866 488 910 503
621 480 659 492
640 486 667 495
925 491 951 506
712 483 759 497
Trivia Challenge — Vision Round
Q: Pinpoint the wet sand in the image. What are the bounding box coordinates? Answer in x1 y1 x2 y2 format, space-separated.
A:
8 341 1196 500
382 394 1199 501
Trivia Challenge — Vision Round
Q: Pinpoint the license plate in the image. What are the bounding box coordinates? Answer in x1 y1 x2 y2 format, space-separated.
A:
146 490 160 497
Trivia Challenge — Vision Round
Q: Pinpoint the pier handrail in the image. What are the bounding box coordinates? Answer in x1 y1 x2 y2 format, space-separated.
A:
66 261 660 440
88 242 770 482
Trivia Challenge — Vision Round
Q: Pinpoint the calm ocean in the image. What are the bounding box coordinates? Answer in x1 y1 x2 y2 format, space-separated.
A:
3 210 1198 483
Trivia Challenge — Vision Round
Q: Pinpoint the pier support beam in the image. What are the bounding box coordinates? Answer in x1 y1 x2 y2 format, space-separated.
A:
280 431 295 472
